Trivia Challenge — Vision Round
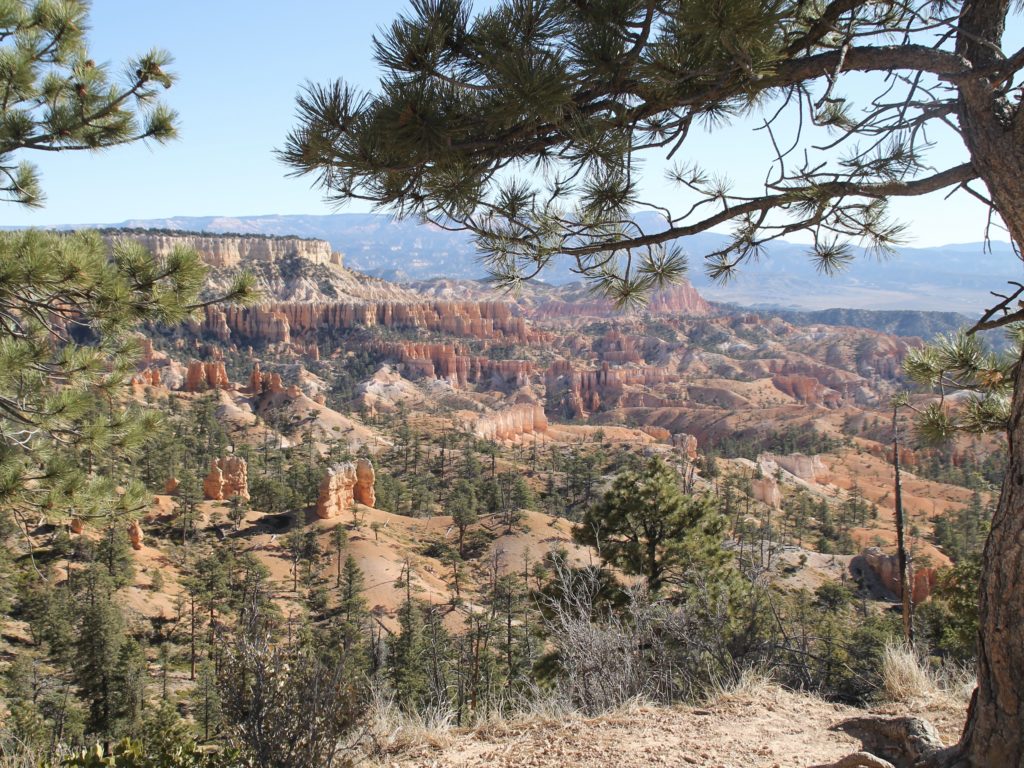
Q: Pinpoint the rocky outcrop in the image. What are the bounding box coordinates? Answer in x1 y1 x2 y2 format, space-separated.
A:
209 300 545 346
761 453 831 484
203 457 250 501
354 459 376 507
379 342 534 389
850 547 937 603
672 433 699 461
545 360 674 418
163 477 179 495
315 458 376 518
131 368 162 387
472 404 549 441
128 519 144 550
184 360 230 392
107 231 340 270
750 476 782 508
771 374 842 407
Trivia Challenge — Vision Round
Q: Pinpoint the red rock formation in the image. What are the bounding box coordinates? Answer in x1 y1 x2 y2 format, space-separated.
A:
128 519 144 551
378 342 534 390
545 360 674 417
184 360 230 392
851 547 937 603
354 459 375 507
164 477 180 495
771 374 842 407
641 426 671 442
203 457 250 501
472 404 549 440
131 368 162 387
316 459 374 518
70 517 84 534
210 299 546 346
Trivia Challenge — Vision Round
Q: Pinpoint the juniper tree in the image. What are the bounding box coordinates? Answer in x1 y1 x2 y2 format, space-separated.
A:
286 1 1024 762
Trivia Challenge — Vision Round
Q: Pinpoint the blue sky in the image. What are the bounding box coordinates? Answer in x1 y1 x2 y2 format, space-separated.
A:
0 1 1008 247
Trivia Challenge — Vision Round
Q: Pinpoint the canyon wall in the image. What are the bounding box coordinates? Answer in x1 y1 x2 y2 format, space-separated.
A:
471 404 549 440
378 342 534 390
204 300 544 346
106 231 340 269
545 360 675 418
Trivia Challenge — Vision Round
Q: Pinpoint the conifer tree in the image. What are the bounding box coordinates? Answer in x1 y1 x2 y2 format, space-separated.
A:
575 456 727 593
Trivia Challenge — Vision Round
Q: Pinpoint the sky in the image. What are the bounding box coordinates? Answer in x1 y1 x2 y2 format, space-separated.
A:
0 1 1010 247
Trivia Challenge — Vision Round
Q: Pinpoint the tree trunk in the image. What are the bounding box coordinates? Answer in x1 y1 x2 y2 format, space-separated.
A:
948 0 1024 761
951 344 1024 766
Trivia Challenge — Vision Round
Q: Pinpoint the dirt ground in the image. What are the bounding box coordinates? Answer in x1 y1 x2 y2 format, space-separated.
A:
367 682 965 768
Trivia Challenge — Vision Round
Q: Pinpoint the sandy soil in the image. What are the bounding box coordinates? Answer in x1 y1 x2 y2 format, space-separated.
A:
369 683 966 768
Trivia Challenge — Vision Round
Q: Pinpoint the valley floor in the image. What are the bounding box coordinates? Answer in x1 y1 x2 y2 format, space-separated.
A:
370 682 966 768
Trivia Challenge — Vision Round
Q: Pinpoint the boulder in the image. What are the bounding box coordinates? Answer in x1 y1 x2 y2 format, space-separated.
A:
850 547 937 603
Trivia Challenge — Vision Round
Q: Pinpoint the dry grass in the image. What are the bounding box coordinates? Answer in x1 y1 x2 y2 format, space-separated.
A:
881 642 938 702
880 642 973 708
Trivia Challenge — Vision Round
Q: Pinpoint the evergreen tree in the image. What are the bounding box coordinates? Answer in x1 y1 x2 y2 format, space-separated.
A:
447 478 478 558
575 456 727 593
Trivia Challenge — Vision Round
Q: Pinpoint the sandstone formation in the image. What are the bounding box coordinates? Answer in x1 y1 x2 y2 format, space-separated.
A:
761 453 831 484
545 360 675 417
107 231 340 270
850 547 937 603
184 359 230 392
750 476 782 508
202 457 250 501
131 367 162 388
315 458 376 518
164 477 180 495
641 426 671 442
472 404 549 441
128 519 144 550
771 374 842 407
380 342 534 389
354 459 376 507
208 300 545 346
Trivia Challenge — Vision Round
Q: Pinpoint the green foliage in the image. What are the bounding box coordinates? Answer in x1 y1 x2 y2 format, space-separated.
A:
904 330 1018 444
575 456 728 592
0 1 179 207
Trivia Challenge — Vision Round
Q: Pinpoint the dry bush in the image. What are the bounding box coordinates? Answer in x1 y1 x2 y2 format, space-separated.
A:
881 642 938 702
363 683 456 758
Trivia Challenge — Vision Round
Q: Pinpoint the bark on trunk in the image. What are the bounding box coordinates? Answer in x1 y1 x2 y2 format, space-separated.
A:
950 0 1024 762
954 347 1024 766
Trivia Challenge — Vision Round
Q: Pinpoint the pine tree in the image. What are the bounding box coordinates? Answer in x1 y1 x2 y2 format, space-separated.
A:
575 456 727 593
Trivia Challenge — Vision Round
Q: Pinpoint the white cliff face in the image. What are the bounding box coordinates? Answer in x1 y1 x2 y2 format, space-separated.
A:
105 232 340 269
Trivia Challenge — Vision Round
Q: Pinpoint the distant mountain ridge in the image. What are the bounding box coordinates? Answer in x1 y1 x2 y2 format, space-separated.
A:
11 212 1021 315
